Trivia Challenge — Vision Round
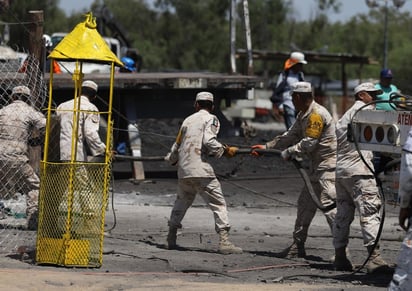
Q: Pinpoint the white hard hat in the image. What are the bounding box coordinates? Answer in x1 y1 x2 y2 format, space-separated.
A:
290 52 307 64
284 52 307 70
43 34 52 48
195 91 214 102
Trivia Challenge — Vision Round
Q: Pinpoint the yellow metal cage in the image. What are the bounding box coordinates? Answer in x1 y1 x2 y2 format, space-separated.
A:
36 162 111 267
35 13 122 268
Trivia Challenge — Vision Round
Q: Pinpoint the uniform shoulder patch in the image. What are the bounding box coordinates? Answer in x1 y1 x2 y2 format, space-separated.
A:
212 117 219 128
91 114 99 123
305 112 323 138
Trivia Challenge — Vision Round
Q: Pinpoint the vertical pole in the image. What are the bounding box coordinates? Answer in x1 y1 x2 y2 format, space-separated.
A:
229 0 237 74
383 0 389 68
27 10 44 174
243 0 253 75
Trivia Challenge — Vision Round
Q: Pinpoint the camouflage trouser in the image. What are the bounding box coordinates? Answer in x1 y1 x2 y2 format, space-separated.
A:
0 157 39 218
293 170 336 244
333 176 381 249
58 164 102 234
168 177 230 233
388 225 412 291
388 151 412 291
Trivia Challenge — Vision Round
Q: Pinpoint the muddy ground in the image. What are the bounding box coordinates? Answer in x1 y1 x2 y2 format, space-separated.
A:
0 120 405 290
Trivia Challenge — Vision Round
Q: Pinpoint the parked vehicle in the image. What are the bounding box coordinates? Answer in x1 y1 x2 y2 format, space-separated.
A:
49 32 121 74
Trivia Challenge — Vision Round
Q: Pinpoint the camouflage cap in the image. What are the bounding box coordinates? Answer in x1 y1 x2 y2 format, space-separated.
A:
354 82 382 96
82 80 98 92
12 85 31 96
195 91 214 102
291 81 312 94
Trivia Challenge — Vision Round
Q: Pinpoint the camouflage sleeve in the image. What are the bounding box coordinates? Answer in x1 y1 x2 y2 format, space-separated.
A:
203 116 225 158
84 112 106 156
266 119 301 150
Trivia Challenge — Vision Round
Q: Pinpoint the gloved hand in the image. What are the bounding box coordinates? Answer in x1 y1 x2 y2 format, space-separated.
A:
224 146 238 158
164 152 178 166
250 144 265 157
281 148 293 161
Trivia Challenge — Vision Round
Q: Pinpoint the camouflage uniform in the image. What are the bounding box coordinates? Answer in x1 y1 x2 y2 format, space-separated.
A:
265 101 337 245
333 101 381 249
389 131 412 290
166 109 230 232
56 95 105 162
56 94 105 231
0 100 46 222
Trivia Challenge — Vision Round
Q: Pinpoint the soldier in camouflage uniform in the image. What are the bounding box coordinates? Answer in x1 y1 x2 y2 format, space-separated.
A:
56 80 106 233
165 91 242 254
0 86 46 230
56 80 105 162
252 81 337 258
389 114 412 290
333 82 389 273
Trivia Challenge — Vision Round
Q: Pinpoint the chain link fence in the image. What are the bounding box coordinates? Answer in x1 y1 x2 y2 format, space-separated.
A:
0 52 48 256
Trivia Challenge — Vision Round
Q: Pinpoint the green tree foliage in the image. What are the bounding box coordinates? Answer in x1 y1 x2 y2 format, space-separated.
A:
5 0 412 93
3 0 67 51
153 0 231 71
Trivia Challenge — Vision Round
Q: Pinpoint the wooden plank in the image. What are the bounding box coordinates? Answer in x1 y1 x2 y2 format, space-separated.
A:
127 123 145 181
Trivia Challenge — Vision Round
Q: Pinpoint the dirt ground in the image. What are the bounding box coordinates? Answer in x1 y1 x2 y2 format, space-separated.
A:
0 120 405 290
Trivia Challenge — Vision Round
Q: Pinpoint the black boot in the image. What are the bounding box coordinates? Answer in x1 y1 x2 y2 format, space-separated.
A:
334 247 353 271
167 226 178 250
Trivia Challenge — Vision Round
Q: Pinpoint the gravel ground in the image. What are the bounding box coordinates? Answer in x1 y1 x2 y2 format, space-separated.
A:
0 118 404 290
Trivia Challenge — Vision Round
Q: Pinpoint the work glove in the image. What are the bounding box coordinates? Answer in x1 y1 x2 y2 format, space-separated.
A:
281 148 293 161
250 144 265 157
164 152 178 166
224 146 238 158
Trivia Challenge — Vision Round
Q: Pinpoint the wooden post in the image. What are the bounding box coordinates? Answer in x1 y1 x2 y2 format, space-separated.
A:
28 10 43 60
128 124 145 181
27 10 44 174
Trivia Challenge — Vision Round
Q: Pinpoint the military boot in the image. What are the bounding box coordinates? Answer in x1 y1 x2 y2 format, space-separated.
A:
366 245 389 274
218 230 243 254
334 247 353 271
167 226 178 250
286 241 306 258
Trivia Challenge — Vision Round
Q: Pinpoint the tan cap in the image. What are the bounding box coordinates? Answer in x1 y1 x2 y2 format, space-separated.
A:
12 85 31 96
354 82 382 96
82 80 98 92
195 91 214 102
291 81 312 94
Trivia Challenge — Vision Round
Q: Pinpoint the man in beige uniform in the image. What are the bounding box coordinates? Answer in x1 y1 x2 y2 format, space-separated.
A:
56 80 106 233
0 86 46 230
252 81 337 258
57 80 106 162
333 82 389 273
165 91 242 254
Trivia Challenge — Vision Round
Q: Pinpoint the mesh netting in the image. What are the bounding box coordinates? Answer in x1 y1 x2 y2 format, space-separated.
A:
36 162 110 267
0 53 48 256
36 99 113 267
0 54 48 110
